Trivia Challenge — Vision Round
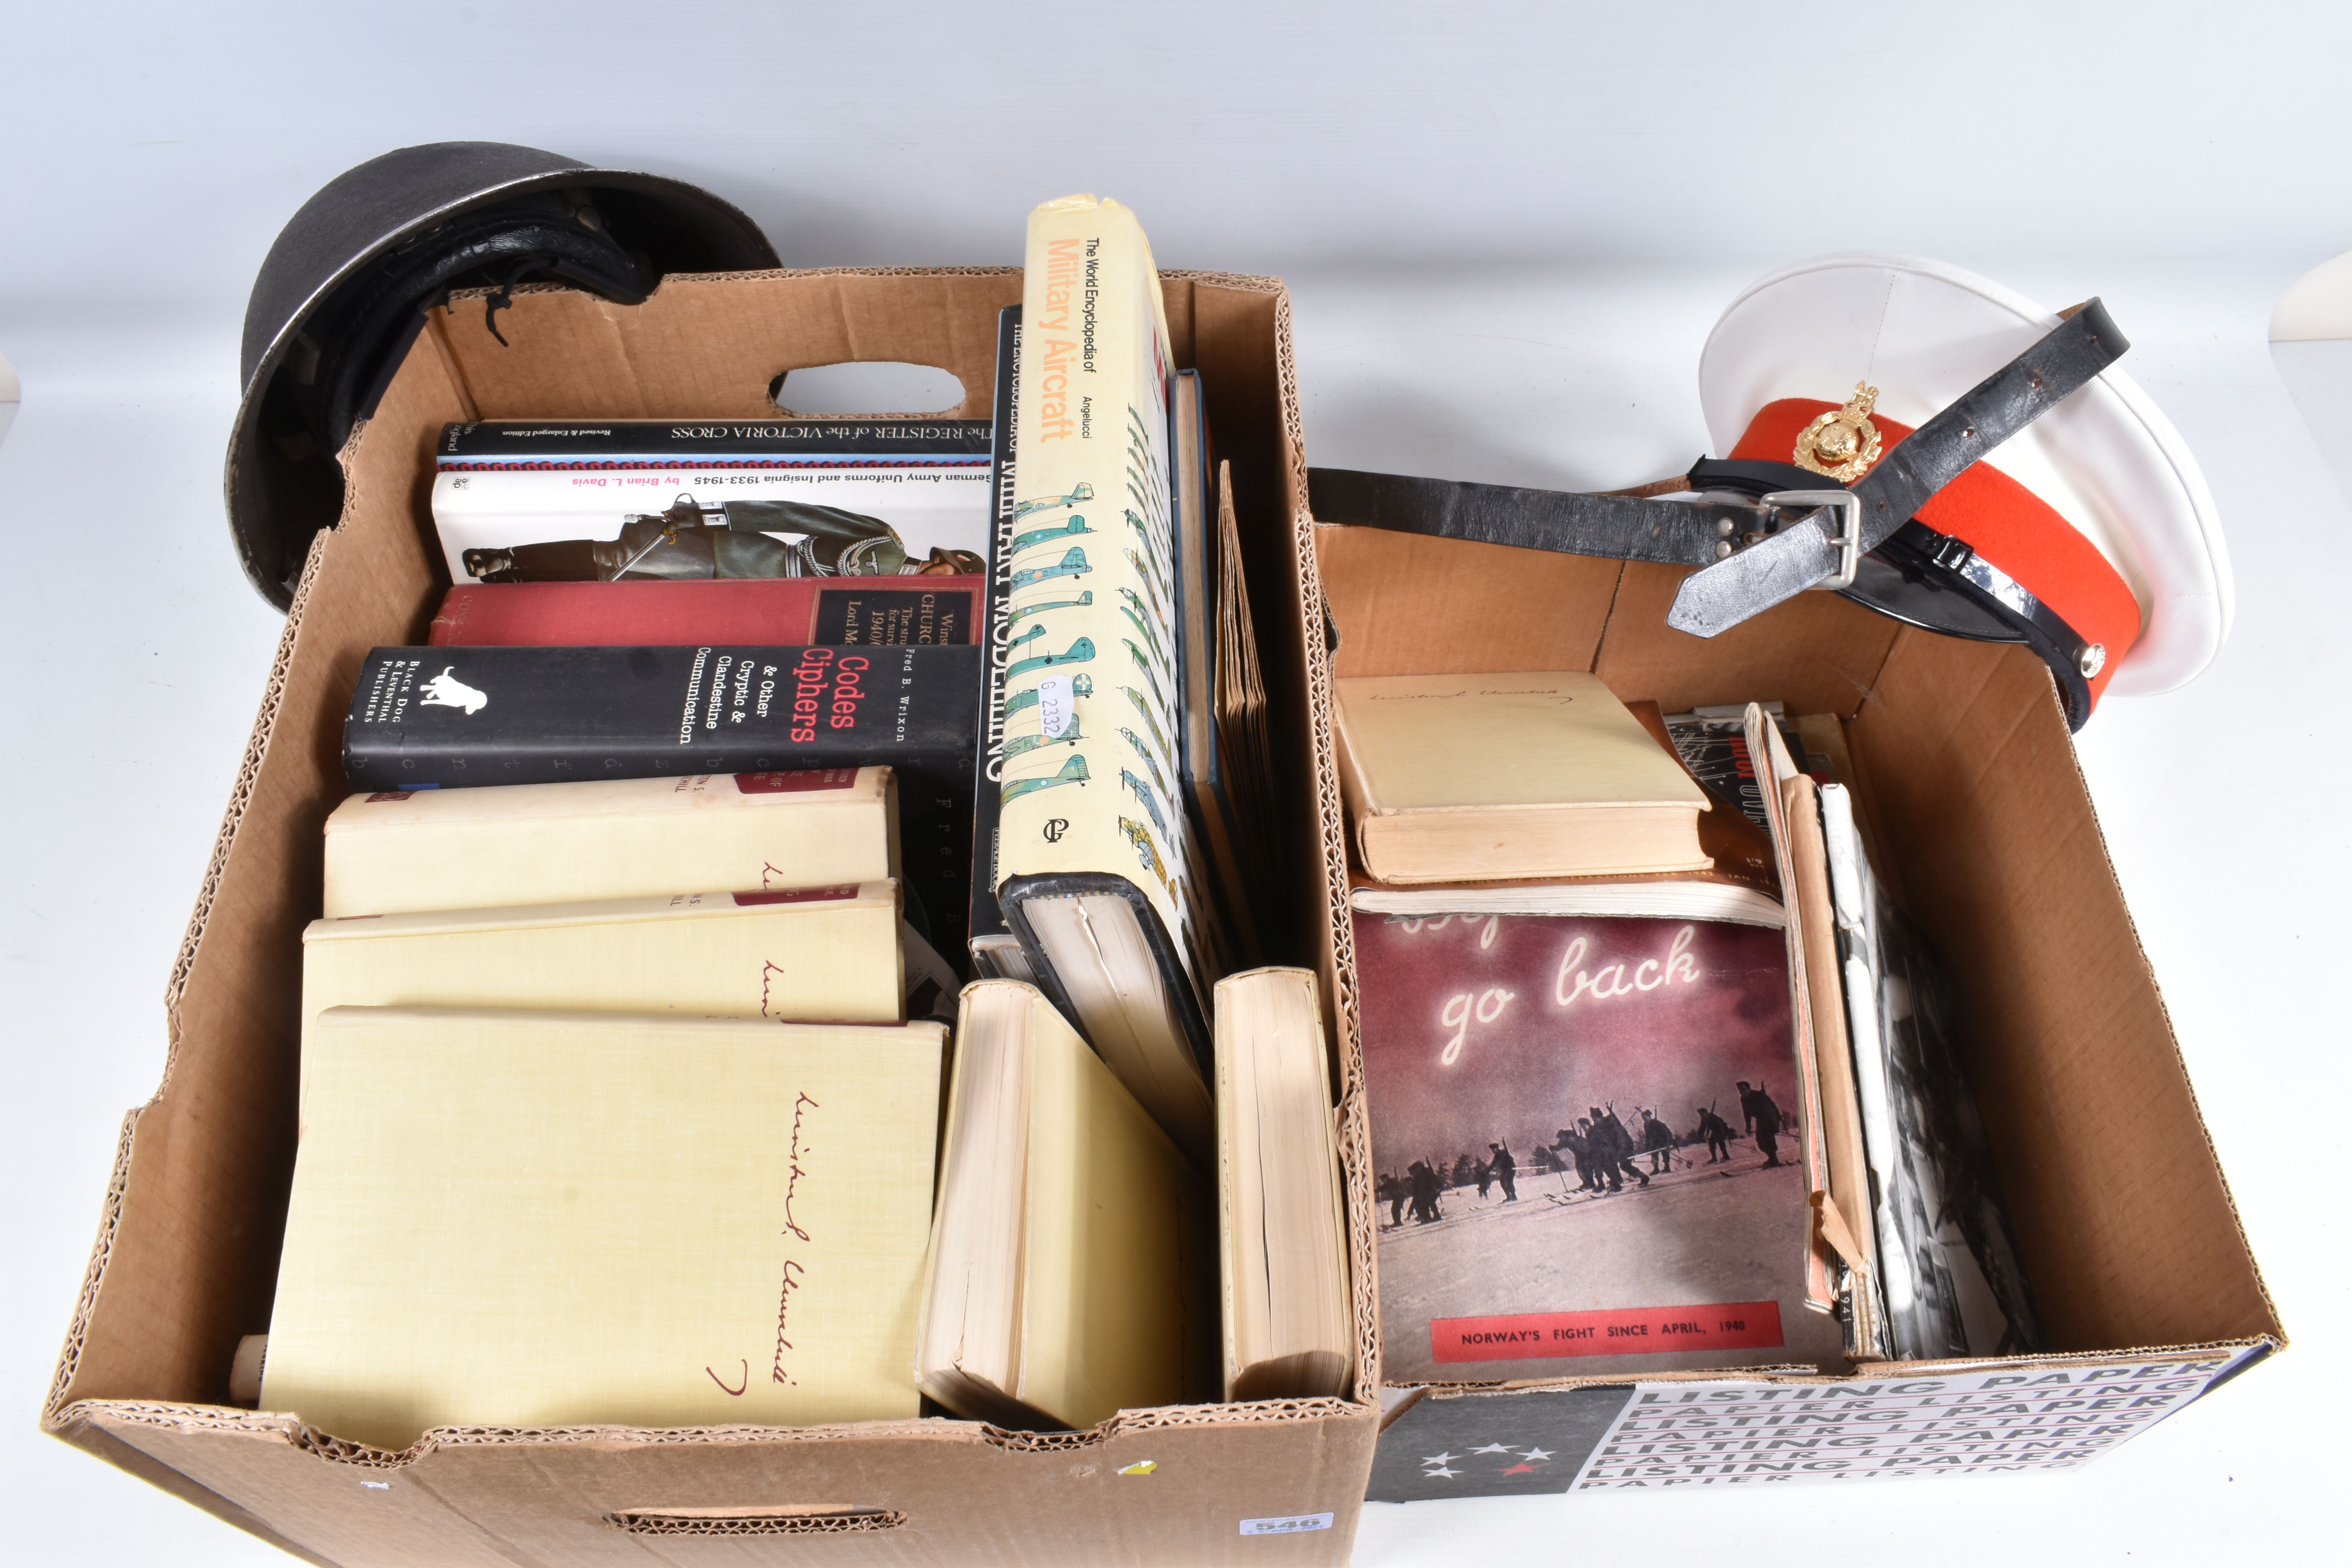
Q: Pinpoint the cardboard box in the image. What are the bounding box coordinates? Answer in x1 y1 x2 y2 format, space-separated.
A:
1302 523 2285 1499
43 268 1381 1564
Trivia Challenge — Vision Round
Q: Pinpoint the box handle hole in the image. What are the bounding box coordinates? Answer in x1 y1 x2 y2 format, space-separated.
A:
771 361 965 416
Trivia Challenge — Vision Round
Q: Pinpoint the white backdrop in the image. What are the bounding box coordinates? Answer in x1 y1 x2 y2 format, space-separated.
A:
3 5 2344 1563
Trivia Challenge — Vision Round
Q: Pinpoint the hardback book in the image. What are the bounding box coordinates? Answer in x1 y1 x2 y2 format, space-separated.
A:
1740 703 1872 1331
991 194 1219 1161
1214 967 1352 1401
340 642 979 958
301 882 907 1037
431 418 992 587
1333 671 1712 885
915 980 1214 1430
322 766 896 918
1210 462 1278 922
1661 702 1839 833
1822 782 2042 1359
263 1006 947 1448
969 305 1040 987
1171 381 1272 969
428 575 981 648
1355 903 1844 1383
1350 873 1782 931
1348 696 1785 930
1624 699 1778 899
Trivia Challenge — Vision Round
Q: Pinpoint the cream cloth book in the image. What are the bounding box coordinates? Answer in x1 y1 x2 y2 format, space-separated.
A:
915 980 1213 1430
1214 967 1353 1401
262 1006 946 1447
322 766 896 917
1333 670 1711 884
301 882 904 1036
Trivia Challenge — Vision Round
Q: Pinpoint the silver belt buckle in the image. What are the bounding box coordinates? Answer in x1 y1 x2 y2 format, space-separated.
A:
1762 489 1862 592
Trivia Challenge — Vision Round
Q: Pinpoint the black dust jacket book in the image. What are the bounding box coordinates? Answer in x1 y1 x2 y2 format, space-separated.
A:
343 642 982 957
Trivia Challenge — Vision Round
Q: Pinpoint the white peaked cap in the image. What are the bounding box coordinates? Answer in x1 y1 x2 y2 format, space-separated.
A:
1698 254 2232 697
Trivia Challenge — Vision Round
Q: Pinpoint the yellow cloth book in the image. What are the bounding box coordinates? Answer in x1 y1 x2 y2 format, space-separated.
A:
301 882 905 1036
321 767 897 917
1332 670 1712 884
915 980 1214 1430
261 1006 947 1448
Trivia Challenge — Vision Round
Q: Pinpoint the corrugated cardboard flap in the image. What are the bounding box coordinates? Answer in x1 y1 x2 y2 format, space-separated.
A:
58 1397 1370 1568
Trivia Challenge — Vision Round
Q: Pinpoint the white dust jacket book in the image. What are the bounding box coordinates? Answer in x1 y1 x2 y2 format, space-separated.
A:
992 194 1216 1153
321 766 897 916
263 1006 947 1448
427 419 993 587
301 882 904 1035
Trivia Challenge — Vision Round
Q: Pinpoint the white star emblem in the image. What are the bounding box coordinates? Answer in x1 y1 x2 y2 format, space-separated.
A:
1520 1447 1554 1461
1420 1452 1456 1467
1425 1466 1459 1479
1470 1443 1515 1454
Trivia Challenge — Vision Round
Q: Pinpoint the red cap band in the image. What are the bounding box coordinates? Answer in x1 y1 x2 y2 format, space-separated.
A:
1733 399 2141 704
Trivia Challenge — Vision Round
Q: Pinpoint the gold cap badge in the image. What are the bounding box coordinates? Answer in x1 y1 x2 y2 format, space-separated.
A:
1794 382 1883 482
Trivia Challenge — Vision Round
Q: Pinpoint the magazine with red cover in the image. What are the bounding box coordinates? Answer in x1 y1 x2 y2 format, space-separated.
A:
1356 907 1844 1383
428 576 981 648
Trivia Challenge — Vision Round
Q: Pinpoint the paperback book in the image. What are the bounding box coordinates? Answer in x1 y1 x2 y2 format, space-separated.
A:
1356 906 1844 1383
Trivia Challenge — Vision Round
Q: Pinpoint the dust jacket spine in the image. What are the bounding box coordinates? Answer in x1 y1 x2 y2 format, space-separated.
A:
428 577 981 649
343 643 980 955
969 306 1023 969
437 419 994 464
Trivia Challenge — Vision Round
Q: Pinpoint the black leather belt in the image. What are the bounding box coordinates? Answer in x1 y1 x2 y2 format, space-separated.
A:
1305 301 2129 728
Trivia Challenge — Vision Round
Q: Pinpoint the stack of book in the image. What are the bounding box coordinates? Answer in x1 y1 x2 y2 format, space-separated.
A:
269 766 952 1447
249 192 1356 1450
1338 670 2038 1381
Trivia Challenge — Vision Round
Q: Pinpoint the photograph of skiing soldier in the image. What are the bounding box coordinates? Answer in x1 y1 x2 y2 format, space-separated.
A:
1355 909 1845 1382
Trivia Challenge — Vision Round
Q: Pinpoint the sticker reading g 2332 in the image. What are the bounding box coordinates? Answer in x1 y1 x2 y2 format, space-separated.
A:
1036 672 1075 739
1239 1513 1334 1535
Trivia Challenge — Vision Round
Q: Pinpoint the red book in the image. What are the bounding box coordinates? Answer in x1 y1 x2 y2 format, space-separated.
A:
428 577 983 648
